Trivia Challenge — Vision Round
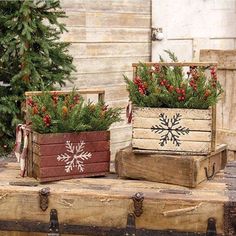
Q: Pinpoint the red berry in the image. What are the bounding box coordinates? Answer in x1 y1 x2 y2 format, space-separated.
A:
176 88 181 94
160 81 164 86
178 96 182 101
168 85 174 92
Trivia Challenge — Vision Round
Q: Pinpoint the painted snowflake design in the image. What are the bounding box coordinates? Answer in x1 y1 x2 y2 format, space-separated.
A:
151 113 190 147
57 140 92 173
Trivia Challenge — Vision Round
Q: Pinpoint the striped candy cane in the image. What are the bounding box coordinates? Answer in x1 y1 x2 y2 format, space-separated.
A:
14 124 30 177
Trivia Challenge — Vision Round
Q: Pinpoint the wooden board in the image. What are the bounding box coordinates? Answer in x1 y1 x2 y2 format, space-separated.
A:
0 160 236 235
115 144 227 188
200 50 236 156
28 131 110 182
132 107 215 154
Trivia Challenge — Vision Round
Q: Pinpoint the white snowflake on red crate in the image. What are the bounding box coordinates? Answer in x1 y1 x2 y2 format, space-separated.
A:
57 140 92 173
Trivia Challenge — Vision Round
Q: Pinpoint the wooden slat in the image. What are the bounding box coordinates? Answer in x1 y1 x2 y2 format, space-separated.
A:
200 49 236 69
37 162 109 179
133 128 211 142
133 107 212 120
67 71 132 88
72 56 150 73
217 129 236 150
61 27 151 43
110 125 132 144
25 89 105 97
33 131 109 145
132 139 211 154
132 117 212 131
68 43 150 58
33 151 110 167
33 141 109 156
61 12 150 28
215 70 225 129
60 0 151 14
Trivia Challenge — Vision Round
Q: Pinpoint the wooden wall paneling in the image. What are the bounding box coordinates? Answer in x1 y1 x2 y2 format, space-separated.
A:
200 50 236 154
60 0 151 166
60 0 151 14
67 72 132 88
62 12 150 28
61 27 151 43
68 43 150 58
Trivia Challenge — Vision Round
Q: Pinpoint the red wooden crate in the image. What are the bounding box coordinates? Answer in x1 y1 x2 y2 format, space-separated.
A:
30 131 110 182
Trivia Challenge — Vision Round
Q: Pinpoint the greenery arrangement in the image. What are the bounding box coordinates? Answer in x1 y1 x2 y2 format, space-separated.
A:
0 0 75 154
27 91 121 134
124 51 223 109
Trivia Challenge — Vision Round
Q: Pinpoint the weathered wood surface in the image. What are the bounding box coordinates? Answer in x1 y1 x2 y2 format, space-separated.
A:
0 161 231 235
132 107 214 154
59 0 151 163
200 50 236 156
115 144 227 188
30 131 110 182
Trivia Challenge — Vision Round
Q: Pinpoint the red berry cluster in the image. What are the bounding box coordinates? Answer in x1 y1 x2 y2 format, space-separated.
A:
43 114 51 127
52 92 59 105
176 87 186 101
210 67 217 87
153 64 161 73
188 66 199 91
159 79 175 93
27 97 40 114
26 97 34 107
134 76 147 95
204 89 211 98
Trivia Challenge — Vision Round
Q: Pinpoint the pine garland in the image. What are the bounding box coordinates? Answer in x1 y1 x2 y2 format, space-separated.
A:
27 91 122 134
124 51 223 109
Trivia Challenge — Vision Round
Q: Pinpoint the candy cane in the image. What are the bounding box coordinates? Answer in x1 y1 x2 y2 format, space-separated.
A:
14 124 30 177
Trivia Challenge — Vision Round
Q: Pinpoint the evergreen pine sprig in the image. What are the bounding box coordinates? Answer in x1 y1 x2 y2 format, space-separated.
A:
124 51 223 109
27 91 122 134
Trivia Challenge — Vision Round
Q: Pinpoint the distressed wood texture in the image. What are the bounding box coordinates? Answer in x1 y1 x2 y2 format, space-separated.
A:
132 107 215 154
59 0 151 163
200 50 236 155
29 131 110 182
0 161 235 235
115 144 227 188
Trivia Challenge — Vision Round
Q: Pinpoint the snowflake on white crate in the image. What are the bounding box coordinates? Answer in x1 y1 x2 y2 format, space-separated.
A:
57 140 92 173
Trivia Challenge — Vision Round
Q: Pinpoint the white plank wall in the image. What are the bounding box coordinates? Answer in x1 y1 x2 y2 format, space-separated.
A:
60 0 151 167
152 0 236 61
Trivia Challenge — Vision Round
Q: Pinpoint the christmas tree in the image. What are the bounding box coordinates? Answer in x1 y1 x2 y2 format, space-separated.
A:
0 0 76 154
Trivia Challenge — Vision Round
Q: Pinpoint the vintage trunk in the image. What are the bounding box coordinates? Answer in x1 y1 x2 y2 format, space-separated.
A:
132 106 216 155
0 161 236 235
29 131 110 182
115 144 227 188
